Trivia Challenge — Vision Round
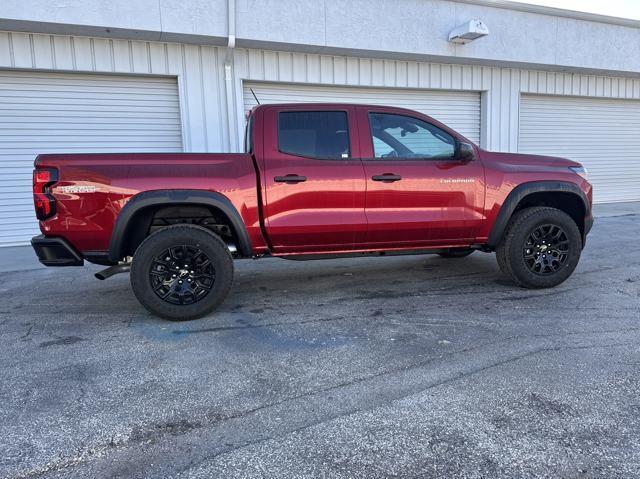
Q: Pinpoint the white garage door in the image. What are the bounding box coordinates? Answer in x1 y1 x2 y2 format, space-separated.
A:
243 82 481 144
0 71 183 246
519 94 640 203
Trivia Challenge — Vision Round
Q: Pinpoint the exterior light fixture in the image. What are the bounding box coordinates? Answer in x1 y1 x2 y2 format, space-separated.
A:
448 19 489 44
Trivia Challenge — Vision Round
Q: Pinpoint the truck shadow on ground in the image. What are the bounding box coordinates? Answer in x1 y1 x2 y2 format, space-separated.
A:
8 251 587 337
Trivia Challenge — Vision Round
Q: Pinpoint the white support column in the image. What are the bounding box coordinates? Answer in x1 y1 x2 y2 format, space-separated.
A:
223 0 239 152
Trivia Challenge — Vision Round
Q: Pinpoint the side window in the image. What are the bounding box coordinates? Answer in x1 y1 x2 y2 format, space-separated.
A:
278 111 350 160
369 113 456 159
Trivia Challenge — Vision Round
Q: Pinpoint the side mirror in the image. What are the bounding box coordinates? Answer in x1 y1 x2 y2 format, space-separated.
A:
456 142 476 162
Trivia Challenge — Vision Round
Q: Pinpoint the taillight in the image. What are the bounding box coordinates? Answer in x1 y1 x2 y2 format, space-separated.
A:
33 167 58 220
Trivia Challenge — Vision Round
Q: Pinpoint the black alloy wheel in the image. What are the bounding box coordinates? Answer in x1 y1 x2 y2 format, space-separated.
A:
523 224 570 275
149 245 216 305
496 206 582 289
131 224 234 320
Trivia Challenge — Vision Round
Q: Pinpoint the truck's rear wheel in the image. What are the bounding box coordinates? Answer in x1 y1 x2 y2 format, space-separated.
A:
496 207 581 289
130 225 233 320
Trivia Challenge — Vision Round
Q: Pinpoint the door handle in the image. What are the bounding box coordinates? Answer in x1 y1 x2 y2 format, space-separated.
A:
274 174 307 184
372 174 402 183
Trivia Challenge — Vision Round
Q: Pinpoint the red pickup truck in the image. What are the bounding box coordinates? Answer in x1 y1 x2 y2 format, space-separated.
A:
32 103 593 320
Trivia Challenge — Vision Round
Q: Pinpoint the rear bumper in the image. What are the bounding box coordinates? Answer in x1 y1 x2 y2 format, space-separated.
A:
31 235 84 266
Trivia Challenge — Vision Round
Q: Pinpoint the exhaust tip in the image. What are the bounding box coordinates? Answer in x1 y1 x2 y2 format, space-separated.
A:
95 264 131 281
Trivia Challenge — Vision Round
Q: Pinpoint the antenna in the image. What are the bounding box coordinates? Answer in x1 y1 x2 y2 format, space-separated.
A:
250 88 260 105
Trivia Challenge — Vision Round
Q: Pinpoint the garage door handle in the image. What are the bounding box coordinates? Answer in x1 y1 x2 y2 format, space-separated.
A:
274 174 307 184
372 174 402 182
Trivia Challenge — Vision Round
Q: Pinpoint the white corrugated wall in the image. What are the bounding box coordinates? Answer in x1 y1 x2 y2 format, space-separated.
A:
520 94 640 203
1 30 640 245
242 82 482 143
1 31 639 155
0 71 183 245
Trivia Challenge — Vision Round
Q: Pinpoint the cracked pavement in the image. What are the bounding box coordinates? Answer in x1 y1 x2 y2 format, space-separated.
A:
1 214 640 478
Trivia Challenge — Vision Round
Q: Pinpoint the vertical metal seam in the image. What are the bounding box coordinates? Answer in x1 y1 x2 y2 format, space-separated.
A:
109 39 115 72
180 43 190 150
198 45 209 151
127 41 134 72
146 42 152 73
214 47 225 150
49 35 56 69
69 36 77 70
7 32 15 68
89 38 96 71
28 34 35 68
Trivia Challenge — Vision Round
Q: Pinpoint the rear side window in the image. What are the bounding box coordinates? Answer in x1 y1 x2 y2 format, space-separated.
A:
278 111 350 159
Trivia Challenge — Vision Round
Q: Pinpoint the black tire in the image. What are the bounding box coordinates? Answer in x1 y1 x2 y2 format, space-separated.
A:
438 248 475 259
130 224 234 320
496 206 582 289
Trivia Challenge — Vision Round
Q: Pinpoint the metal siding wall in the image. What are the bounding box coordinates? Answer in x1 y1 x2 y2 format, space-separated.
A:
0 30 638 219
0 31 229 153
1 31 639 155
0 71 183 246
234 50 499 150
233 51 640 153
520 94 640 203
241 82 482 144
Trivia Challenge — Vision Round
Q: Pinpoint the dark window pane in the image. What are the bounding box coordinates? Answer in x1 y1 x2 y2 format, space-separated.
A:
369 113 455 159
278 111 350 159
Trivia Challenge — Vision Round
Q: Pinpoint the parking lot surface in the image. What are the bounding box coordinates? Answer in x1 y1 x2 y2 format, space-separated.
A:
1 214 639 478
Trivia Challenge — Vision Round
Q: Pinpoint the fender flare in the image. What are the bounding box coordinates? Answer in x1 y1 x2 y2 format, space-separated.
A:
487 181 590 248
108 189 252 261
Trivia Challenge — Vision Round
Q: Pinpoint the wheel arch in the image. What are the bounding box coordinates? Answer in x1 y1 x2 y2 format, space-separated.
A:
487 181 590 249
108 190 252 262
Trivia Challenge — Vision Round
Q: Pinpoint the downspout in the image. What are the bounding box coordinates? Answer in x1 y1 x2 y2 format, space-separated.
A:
224 0 238 152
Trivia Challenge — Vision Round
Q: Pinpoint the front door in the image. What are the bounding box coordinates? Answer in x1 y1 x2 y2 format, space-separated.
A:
357 107 485 248
260 105 367 252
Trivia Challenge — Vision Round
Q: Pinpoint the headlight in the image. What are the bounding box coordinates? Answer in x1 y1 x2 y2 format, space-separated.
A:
569 166 588 180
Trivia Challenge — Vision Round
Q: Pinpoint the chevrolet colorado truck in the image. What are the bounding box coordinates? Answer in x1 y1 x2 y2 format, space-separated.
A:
32 103 593 320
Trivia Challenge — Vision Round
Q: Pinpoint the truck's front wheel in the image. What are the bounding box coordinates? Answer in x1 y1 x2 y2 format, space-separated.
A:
130 225 234 320
496 207 582 289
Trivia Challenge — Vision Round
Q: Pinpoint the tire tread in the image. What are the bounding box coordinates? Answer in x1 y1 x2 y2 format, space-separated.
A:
496 206 581 288
130 224 234 320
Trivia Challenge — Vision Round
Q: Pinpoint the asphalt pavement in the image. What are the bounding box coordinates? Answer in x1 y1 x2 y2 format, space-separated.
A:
1 212 639 478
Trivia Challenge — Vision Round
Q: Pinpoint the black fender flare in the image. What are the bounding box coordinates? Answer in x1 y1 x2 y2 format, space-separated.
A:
487 181 590 248
108 189 253 261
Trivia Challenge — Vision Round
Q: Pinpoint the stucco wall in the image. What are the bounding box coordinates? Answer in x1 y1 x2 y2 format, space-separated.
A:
1 0 639 75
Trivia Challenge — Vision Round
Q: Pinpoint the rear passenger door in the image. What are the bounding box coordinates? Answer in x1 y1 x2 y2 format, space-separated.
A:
259 105 367 252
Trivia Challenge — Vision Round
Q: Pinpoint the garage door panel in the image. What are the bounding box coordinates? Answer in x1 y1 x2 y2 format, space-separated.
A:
0 76 176 85
243 82 481 144
0 71 182 247
2 120 182 128
519 94 640 203
0 89 180 99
